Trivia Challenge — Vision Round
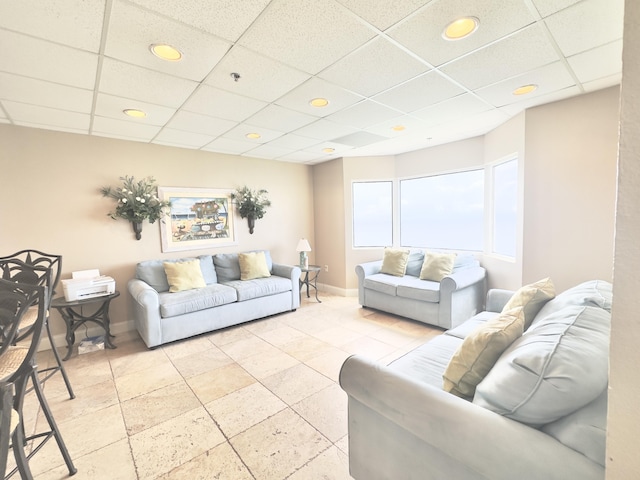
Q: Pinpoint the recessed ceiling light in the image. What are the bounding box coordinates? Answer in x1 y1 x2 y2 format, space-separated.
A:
513 84 538 96
322 147 335 154
123 109 147 118
391 125 406 132
246 133 261 140
309 98 329 108
150 43 182 61
443 17 479 40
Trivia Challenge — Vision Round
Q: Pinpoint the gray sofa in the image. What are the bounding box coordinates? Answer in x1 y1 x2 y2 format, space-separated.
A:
340 280 612 480
356 251 487 329
128 250 301 348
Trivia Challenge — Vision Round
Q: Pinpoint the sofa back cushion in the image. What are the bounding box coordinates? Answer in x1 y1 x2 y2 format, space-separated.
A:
137 255 216 292
404 250 425 277
473 304 610 426
214 250 273 283
534 279 613 321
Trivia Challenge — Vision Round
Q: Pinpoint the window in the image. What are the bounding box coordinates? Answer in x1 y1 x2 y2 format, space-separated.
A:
492 158 518 257
400 170 484 251
352 181 392 247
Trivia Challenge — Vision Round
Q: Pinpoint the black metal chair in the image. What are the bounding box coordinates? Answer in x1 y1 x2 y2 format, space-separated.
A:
0 250 74 399
0 381 19 479
0 270 76 478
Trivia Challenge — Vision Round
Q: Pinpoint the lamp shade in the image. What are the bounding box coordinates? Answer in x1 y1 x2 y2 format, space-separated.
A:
296 238 312 252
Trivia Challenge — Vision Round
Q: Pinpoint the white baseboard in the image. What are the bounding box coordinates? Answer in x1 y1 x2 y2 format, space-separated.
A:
316 283 358 297
39 319 138 352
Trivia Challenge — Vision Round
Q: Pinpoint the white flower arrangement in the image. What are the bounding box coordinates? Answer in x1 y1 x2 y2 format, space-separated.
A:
100 175 171 223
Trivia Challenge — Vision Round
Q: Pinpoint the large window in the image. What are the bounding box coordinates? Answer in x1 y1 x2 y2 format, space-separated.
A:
492 158 518 257
352 181 393 247
400 170 484 251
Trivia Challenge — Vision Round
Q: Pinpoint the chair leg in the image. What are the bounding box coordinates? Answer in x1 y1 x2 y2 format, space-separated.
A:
38 318 75 399
10 421 33 480
28 368 77 476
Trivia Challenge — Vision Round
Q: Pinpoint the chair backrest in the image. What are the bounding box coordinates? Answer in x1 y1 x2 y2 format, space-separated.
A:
0 250 62 302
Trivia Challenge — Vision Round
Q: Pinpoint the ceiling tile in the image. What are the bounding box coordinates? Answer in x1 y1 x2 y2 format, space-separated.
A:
364 114 430 138
244 105 317 132
237 0 375 74
318 37 430 97
92 115 162 141
498 85 581 115
275 77 364 117
292 118 360 141
205 46 311 103
326 100 402 129
0 72 93 113
182 85 268 122
568 41 623 84
530 0 581 18
544 0 624 56
201 137 257 155
243 144 295 160
129 0 271 42
581 73 622 93
153 128 215 149
278 151 324 163
440 24 560 91
474 61 576 107
105 0 231 82
99 58 198 108
0 0 105 52
388 0 536 67
0 30 98 89
335 0 429 31
264 133 321 151
372 71 466 113
3 101 90 131
222 124 285 144
412 93 493 126
95 93 177 126
305 141 353 155
165 111 236 137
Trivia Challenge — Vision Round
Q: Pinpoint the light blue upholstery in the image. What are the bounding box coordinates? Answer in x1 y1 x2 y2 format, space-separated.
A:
340 280 612 480
129 250 300 348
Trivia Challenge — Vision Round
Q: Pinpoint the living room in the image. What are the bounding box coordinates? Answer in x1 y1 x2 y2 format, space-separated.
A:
1 0 639 478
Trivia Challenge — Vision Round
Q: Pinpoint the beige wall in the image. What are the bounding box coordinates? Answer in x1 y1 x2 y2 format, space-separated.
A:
607 0 640 476
523 86 619 292
0 125 314 342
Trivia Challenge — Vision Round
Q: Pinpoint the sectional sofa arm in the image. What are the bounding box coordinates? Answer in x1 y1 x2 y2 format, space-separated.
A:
339 355 602 480
127 278 162 348
355 260 382 280
486 288 515 313
441 266 486 293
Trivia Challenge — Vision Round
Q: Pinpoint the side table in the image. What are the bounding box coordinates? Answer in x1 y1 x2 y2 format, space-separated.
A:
50 291 119 360
300 265 322 303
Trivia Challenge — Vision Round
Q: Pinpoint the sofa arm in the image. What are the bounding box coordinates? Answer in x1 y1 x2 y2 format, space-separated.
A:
272 263 301 310
355 261 383 305
339 355 602 480
486 288 515 313
127 278 162 348
439 267 487 328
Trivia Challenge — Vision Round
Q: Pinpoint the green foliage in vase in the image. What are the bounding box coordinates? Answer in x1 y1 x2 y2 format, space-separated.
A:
231 186 271 219
100 175 171 223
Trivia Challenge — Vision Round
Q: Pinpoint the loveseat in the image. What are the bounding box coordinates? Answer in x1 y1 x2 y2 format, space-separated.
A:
340 279 612 480
356 250 487 330
128 250 300 348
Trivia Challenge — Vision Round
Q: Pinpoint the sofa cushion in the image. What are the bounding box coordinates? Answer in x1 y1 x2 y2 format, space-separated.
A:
239 251 271 281
395 276 440 303
363 274 401 297
419 252 456 281
451 253 478 272
223 276 292 302
473 305 610 425
502 277 555 329
159 284 237 318
136 256 216 292
404 250 426 277
534 280 613 322
443 307 525 400
445 311 499 340
214 251 273 283
163 260 207 293
380 248 410 277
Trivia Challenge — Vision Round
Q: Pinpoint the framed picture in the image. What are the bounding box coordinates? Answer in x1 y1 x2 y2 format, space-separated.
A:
158 187 237 252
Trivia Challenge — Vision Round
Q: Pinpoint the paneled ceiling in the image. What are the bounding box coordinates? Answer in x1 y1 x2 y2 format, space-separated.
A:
0 0 624 164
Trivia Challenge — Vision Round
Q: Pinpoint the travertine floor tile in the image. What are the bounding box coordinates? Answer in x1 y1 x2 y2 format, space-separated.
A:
169 344 233 378
231 408 331 480
186 362 256 404
46 378 118 420
281 335 334 362
109 345 171 379
207 325 253 347
251 324 309 347
238 348 300 379
157 442 253 480
292 384 348 442
129 407 225 479
218 334 281 362
305 348 352 382
262 363 333 405
205 382 287 438
289 445 353 480
340 335 397 360
114 362 183 401
161 335 217 360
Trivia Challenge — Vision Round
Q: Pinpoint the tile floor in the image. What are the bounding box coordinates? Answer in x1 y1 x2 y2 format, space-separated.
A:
11 294 442 480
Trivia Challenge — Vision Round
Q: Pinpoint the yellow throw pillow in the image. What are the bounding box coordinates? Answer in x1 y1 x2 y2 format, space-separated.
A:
380 248 410 277
443 307 525 400
419 252 456 281
239 251 271 281
163 260 206 293
502 277 555 329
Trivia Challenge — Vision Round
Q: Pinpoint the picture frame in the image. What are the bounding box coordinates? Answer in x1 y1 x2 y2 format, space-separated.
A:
158 187 237 252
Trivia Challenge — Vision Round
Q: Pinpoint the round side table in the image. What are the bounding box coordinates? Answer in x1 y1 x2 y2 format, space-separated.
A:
299 265 322 303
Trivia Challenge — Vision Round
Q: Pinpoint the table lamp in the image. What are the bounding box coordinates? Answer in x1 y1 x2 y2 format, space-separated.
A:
296 238 311 269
